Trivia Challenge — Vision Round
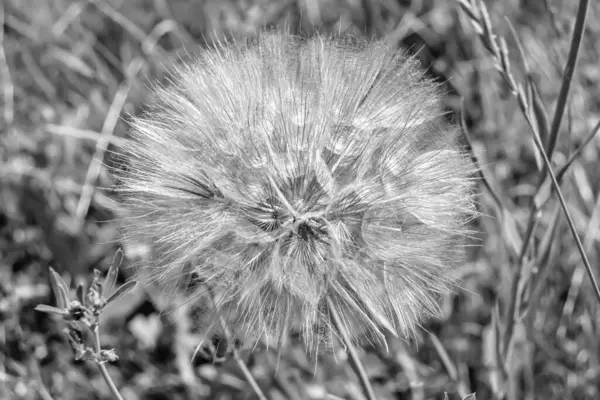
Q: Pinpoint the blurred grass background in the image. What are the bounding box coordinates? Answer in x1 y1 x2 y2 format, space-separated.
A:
1 0 599 399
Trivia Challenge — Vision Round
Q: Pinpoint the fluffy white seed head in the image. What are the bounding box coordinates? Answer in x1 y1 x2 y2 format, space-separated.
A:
114 32 477 352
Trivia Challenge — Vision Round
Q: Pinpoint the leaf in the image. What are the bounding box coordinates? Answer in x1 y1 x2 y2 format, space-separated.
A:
457 0 478 23
505 18 530 75
106 280 138 305
536 204 563 268
463 394 477 400
526 79 547 171
103 249 123 299
429 332 459 380
91 269 102 295
533 176 553 209
49 267 70 310
483 309 505 397
501 211 523 258
527 76 550 151
524 204 564 312
76 283 85 305
83 274 95 308
34 304 68 316
498 37 511 75
477 0 499 56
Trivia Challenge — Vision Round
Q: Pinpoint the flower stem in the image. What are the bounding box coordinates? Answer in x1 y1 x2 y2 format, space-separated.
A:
545 0 589 158
326 296 377 400
232 347 268 400
217 313 268 400
93 327 124 400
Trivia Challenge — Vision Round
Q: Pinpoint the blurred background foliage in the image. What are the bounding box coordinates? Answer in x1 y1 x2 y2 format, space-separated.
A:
1 0 599 399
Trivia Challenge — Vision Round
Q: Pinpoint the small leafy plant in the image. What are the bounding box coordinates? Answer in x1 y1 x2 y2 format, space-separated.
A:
35 251 137 400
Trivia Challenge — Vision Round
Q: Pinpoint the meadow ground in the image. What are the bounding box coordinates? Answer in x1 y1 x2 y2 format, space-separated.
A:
1 1 600 399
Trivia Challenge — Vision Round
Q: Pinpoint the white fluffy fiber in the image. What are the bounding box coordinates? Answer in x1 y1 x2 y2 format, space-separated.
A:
114 32 477 351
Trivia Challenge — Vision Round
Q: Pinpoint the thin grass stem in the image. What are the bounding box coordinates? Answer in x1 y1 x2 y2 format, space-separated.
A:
75 59 143 227
214 302 268 400
502 213 539 357
0 0 14 126
93 327 124 400
460 103 507 213
232 347 268 400
326 296 377 400
556 120 600 182
459 0 600 305
545 0 589 158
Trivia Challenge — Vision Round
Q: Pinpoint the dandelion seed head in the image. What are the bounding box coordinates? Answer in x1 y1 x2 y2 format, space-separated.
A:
114 32 477 351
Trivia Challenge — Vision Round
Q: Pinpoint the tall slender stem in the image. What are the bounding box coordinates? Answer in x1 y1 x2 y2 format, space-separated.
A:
93 327 124 400
232 347 268 400
545 0 589 158
326 296 377 400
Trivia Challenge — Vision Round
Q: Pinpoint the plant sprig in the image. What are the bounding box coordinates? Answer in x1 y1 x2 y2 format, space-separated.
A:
36 250 137 400
458 0 599 393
